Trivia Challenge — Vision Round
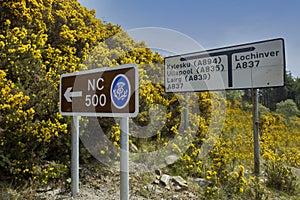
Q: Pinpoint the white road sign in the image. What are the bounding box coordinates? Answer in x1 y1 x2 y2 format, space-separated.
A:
164 38 285 92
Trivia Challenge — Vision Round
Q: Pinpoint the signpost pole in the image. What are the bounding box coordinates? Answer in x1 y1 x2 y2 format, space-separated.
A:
120 117 129 200
60 64 138 198
71 115 80 197
252 89 260 175
184 92 189 130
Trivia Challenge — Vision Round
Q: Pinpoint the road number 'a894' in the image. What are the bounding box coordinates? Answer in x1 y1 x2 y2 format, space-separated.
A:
85 94 106 107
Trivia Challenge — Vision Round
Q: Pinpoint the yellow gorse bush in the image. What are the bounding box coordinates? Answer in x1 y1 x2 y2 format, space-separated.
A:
0 0 121 183
0 1 299 198
169 99 299 198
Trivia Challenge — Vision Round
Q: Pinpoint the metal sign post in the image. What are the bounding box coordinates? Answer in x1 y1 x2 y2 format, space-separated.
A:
252 89 260 175
71 115 79 197
60 64 138 198
120 117 129 200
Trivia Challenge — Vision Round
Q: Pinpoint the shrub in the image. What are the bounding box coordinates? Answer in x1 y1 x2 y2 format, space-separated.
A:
264 160 298 194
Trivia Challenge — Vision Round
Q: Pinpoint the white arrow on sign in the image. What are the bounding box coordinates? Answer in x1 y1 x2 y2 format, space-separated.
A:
64 87 82 103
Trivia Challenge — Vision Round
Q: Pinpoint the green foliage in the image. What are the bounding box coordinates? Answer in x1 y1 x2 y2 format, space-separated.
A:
248 176 270 200
294 78 300 109
226 90 242 102
259 103 270 115
260 71 300 110
276 99 300 120
264 160 298 194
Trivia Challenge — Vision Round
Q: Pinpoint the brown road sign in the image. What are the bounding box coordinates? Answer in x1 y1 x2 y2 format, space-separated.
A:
59 64 139 117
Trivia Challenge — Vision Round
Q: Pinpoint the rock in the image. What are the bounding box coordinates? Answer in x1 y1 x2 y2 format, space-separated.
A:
165 154 179 165
155 169 162 176
144 183 155 192
153 178 160 185
160 174 171 188
174 185 183 192
187 191 197 199
172 176 188 188
46 188 62 196
155 188 163 194
130 143 139 152
194 178 212 188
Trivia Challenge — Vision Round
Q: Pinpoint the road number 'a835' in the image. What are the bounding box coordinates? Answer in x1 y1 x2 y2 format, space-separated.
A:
85 94 106 107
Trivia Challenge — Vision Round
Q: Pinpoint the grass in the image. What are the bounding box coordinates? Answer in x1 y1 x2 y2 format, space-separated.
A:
0 180 31 200
1 167 299 200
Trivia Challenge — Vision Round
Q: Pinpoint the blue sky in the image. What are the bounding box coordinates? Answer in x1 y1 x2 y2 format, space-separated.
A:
78 0 300 77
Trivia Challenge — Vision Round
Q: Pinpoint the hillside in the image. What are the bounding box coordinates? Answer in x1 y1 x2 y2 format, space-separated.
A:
0 0 299 199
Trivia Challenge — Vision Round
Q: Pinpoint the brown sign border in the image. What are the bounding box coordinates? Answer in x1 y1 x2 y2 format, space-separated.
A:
59 64 139 117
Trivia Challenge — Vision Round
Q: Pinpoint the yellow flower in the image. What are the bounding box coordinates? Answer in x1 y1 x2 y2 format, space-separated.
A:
0 41 5 48
238 165 244 174
113 141 118 147
23 168 29 173
233 172 239 179
8 49 16 53
239 187 244 193
27 108 35 115
196 167 201 173
4 19 11 26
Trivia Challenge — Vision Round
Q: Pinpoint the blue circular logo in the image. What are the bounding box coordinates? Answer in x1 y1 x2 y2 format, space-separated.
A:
110 74 131 109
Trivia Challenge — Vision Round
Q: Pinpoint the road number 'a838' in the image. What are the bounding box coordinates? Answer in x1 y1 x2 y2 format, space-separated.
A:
85 94 106 107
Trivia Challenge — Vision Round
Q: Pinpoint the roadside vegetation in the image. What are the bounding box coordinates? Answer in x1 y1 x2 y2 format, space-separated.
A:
0 0 299 199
